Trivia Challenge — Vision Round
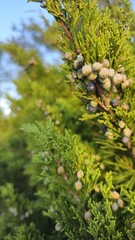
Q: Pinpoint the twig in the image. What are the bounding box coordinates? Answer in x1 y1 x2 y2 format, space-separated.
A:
107 81 115 100
57 19 77 51
92 80 113 113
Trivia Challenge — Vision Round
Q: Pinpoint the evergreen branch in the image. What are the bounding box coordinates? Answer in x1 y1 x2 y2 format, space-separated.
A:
57 19 76 51
92 94 112 113
107 81 115 100
94 81 113 113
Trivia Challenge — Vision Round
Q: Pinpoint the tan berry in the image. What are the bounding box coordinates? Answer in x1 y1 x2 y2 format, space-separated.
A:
92 62 102 71
117 66 125 74
90 100 98 108
121 80 130 88
117 198 124 208
102 79 111 90
77 69 83 79
111 191 120 199
122 136 130 145
57 166 65 175
94 185 100 192
105 131 113 140
87 71 97 80
95 155 101 161
118 120 125 129
55 223 62 231
77 170 84 179
70 77 75 83
64 52 73 60
84 211 92 221
128 78 133 84
77 54 84 62
102 77 110 84
55 120 60 125
113 73 123 84
99 163 105 170
112 202 119 212
75 180 82 191
123 128 132 137
102 59 110 68
108 68 115 78
73 60 80 69
99 77 106 83
121 102 129 111
82 65 92 76
99 67 109 78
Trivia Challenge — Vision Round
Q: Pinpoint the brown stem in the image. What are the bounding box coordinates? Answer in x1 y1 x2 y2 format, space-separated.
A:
41 3 77 52
107 81 115 100
94 81 112 113
93 96 112 113
57 19 77 51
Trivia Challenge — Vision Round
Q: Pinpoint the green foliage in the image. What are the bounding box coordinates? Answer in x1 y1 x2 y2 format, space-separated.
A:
29 0 134 66
0 13 91 239
0 0 135 239
26 17 60 51
98 0 135 37
28 1 135 158
22 121 135 239
24 0 135 239
4 223 44 240
29 0 135 188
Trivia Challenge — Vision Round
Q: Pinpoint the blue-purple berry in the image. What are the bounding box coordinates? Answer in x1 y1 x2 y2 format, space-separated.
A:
122 136 130 144
102 125 107 133
111 99 119 107
77 54 84 62
87 104 97 113
86 82 95 92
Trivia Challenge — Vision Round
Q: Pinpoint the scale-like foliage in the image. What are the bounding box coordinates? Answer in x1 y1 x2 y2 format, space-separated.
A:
28 0 135 189
22 121 135 239
25 0 135 239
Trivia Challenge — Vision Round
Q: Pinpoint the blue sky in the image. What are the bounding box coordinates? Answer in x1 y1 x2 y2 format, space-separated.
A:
0 0 52 41
0 0 53 114
0 0 135 42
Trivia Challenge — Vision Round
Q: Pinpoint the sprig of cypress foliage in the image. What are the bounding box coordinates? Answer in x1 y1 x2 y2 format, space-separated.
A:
27 0 135 238
28 0 135 183
22 121 135 239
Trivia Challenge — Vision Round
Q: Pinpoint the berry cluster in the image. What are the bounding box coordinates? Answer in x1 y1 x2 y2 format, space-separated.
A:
57 165 84 191
74 169 84 191
64 52 134 150
105 122 133 149
64 52 132 114
111 191 124 212
119 125 132 148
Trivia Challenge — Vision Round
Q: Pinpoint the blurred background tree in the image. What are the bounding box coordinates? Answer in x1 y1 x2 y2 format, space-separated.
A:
0 14 90 239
